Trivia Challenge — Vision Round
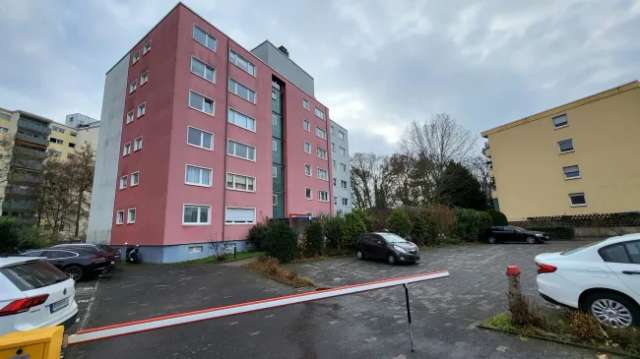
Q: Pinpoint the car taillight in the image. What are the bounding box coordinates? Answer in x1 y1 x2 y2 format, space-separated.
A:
0 294 49 316
537 263 557 274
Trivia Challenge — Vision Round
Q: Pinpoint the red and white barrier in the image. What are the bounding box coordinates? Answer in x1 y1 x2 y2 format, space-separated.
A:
67 270 449 345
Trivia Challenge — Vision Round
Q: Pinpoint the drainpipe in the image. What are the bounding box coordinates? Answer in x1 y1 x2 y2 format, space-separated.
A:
220 37 230 255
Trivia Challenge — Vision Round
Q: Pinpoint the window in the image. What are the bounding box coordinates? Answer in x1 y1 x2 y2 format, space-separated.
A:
183 205 210 225
0 127 9 133
314 107 325 120
190 57 215 82
304 164 312 176
116 210 124 225
189 91 214 114
305 188 312 200
225 207 256 224
303 99 310 110
333 178 337 186
318 191 329 202
272 166 278 178
193 25 217 51
315 127 327 139
129 80 137 94
143 40 151 55
339 131 345 140
122 143 131 156
130 171 140 186
119 175 127 189
70 132 77 137
333 160 336 170
552 114 568 128
133 137 143 151
229 79 256 103
558 138 574 153
188 246 203 254
303 119 310 132
229 50 256 76
341 180 348 189
569 192 586 206
228 109 256 132
563 165 580 179
131 51 140 64
187 127 213 150
226 173 256 192
340 147 347 156
317 147 327 160
317 168 328 181
341 198 348 206
227 140 256 161
126 110 134 124
51 125 65 133
340 163 347 172
49 137 63 144
140 70 149 85
127 208 136 224
304 142 311 154
69 143 76 148
137 103 146 117
599 244 633 263
331 142 335 153
185 165 212 187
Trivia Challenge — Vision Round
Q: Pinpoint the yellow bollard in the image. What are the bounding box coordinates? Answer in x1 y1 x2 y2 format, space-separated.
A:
0 326 63 359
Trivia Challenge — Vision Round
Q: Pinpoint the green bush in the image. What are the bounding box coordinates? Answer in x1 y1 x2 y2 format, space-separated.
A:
455 208 492 241
247 223 269 250
324 216 345 251
406 208 429 245
341 213 367 250
527 226 575 240
487 209 508 226
263 221 298 263
0 217 45 254
386 208 412 238
424 205 455 242
352 208 375 232
303 221 324 257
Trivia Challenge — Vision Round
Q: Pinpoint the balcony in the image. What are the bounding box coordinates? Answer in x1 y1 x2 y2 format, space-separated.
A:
13 146 47 160
18 118 50 135
15 130 49 147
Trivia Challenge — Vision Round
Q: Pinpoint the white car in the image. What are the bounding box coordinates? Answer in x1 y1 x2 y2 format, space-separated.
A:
0 257 78 335
535 234 640 328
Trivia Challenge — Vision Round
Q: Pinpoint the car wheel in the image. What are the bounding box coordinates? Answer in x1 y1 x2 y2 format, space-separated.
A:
64 265 84 281
387 254 396 265
526 237 536 244
582 292 639 328
356 250 365 260
488 236 497 244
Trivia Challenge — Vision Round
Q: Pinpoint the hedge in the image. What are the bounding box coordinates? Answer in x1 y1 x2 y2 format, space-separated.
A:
526 226 575 240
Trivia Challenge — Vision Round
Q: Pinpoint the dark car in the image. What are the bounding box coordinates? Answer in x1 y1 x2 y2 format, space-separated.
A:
52 243 121 263
485 226 549 244
355 232 420 264
20 248 111 281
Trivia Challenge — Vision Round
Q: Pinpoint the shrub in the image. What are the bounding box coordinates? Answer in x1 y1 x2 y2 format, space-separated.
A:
527 226 575 240
407 208 429 245
263 221 298 263
247 223 269 250
424 205 455 243
247 256 315 288
487 209 508 226
303 221 324 257
324 216 345 251
568 311 604 340
352 208 376 232
341 213 367 250
386 208 412 238
454 209 492 241
0 217 45 254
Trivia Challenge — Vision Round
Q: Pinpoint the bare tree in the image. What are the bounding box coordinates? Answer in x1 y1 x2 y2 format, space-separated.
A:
67 144 95 239
467 155 493 206
0 137 12 186
350 153 392 209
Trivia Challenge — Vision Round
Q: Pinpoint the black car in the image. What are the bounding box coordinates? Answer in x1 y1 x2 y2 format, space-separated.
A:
21 247 112 281
355 232 420 264
485 226 548 244
52 243 121 263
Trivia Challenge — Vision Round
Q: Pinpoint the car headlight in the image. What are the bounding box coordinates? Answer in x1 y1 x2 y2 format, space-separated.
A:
394 246 409 254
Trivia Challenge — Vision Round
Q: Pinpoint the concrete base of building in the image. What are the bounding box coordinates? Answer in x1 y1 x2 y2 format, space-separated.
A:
113 240 252 264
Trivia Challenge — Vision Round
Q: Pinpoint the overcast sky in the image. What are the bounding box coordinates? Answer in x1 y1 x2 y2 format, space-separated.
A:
1 1 638 154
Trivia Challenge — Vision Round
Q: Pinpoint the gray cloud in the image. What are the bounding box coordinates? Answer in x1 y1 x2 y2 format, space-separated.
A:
0 0 638 154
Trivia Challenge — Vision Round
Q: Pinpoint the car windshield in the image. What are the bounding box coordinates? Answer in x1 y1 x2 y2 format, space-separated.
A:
561 240 605 256
509 226 526 232
0 260 68 291
378 233 408 244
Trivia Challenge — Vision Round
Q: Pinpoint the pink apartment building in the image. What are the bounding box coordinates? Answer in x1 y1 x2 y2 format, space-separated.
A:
87 3 342 262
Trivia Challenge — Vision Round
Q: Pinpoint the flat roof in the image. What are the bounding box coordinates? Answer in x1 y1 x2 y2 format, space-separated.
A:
481 80 639 137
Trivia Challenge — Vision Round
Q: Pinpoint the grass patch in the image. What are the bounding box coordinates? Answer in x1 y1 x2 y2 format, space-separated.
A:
246 256 316 288
179 251 264 265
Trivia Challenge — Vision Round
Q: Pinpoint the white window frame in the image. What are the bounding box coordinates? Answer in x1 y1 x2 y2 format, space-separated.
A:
119 175 128 189
190 56 216 83
317 168 328 181
228 108 256 132
192 25 217 51
318 191 329 202
133 137 143 151
563 165 581 180
142 40 151 55
314 107 325 120
182 204 211 225
115 210 124 225
184 164 213 187
186 126 214 151
126 110 134 124
123 142 132 156
137 102 146 118
224 207 257 225
315 127 327 140
129 80 137 94
304 164 312 176
140 70 149 86
558 138 574 153
127 208 136 224
188 90 215 115
553 114 568 129
130 171 140 187
228 78 256 104
227 139 256 161
316 147 327 160
229 49 256 77
303 99 310 110
569 192 587 207
305 188 313 200
131 51 140 64
303 119 310 132
304 142 311 154
225 172 256 192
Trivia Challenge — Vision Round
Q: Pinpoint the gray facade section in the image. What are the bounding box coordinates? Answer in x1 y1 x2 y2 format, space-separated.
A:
87 54 129 244
251 41 315 97
65 113 97 127
113 241 251 263
330 120 352 215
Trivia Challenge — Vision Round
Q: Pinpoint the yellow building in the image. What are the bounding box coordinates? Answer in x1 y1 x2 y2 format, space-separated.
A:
481 80 640 221
48 121 99 159
0 108 19 212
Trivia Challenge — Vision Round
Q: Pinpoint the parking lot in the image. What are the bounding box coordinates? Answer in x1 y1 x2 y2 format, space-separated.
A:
65 240 605 359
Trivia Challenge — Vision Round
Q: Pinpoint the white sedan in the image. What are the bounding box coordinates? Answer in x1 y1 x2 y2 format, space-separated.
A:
535 233 640 328
0 257 78 335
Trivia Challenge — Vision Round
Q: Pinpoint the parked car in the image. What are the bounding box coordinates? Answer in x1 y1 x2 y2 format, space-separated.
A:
355 232 420 264
0 257 78 335
20 248 112 281
52 243 121 263
535 234 640 328
485 226 548 244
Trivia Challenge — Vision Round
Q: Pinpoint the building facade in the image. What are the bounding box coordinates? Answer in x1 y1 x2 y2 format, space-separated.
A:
87 4 344 262
48 114 100 159
482 81 640 221
330 120 352 215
